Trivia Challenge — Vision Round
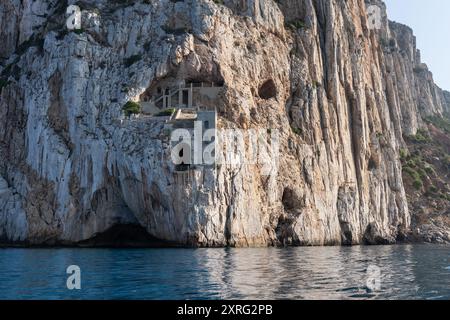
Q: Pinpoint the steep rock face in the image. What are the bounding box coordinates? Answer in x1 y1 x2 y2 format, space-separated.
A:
275 0 411 244
444 91 450 116
384 20 449 134
0 0 447 246
0 0 64 60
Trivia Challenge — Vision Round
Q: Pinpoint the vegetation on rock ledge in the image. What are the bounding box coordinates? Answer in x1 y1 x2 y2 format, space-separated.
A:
122 101 141 117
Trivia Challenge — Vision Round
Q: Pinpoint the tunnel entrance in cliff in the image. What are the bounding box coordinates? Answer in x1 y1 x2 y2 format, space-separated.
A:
77 224 180 248
258 79 277 100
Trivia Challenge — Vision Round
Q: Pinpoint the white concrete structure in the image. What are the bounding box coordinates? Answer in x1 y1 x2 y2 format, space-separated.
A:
141 81 222 114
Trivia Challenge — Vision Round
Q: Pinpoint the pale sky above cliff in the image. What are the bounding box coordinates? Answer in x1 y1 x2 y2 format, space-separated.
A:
384 0 450 90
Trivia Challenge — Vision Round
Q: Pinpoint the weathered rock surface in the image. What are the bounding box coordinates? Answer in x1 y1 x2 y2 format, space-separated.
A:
0 0 448 246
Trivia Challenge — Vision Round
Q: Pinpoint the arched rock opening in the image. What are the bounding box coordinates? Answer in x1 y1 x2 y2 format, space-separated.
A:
258 79 277 100
281 187 303 215
77 224 178 247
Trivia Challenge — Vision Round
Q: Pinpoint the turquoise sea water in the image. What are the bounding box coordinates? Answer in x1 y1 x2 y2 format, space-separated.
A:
0 245 449 300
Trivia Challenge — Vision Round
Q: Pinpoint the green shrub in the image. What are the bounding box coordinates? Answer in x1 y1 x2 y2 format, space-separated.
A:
418 129 430 140
285 19 307 31
424 164 435 176
413 179 423 190
406 158 417 167
73 28 85 35
399 148 408 160
404 166 423 190
444 155 450 167
439 193 450 201
425 116 450 134
291 126 302 135
122 101 141 117
417 168 428 180
409 129 430 143
155 108 175 117
403 166 421 180
312 81 321 89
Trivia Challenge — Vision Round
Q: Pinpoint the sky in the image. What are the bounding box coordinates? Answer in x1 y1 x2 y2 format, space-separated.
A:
384 0 450 90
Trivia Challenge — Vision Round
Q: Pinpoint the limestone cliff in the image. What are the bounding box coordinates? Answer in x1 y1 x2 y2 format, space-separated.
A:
0 0 449 246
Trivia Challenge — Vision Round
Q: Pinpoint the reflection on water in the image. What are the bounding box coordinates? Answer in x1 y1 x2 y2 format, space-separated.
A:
0 245 449 299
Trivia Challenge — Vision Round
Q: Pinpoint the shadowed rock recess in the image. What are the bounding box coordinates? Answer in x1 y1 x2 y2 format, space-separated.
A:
1 0 449 247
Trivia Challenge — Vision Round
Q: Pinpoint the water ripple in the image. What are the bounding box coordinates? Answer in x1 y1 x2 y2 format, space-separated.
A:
0 245 449 300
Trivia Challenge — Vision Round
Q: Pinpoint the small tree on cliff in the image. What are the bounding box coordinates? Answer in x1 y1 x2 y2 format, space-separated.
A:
122 101 141 118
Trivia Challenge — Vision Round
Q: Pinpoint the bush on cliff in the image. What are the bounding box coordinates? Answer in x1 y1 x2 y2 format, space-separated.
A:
122 101 141 117
155 108 175 117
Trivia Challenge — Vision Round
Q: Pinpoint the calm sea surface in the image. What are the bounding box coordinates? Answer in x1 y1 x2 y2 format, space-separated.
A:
0 245 449 300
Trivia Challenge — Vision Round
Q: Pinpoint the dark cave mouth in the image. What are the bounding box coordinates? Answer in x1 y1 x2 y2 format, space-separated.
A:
77 224 181 248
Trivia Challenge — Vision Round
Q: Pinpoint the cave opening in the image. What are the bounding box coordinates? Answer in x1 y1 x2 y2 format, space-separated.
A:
282 188 296 211
77 224 179 248
258 79 277 100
